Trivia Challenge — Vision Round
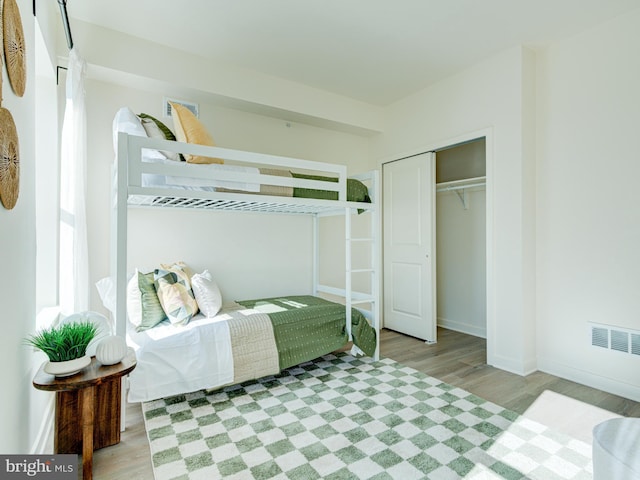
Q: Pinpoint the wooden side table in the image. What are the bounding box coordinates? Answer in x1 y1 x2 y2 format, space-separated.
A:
33 348 137 480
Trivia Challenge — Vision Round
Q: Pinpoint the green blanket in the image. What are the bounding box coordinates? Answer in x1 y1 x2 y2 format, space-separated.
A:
291 173 372 204
235 295 377 370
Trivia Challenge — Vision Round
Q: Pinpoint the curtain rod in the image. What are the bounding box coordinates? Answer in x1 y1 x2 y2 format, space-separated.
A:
58 0 74 49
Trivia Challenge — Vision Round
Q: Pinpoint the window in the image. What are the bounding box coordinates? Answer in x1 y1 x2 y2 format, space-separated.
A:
34 20 60 325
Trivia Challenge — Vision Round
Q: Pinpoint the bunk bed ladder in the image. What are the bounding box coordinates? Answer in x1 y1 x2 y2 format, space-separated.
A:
345 207 353 339
345 171 381 361
312 171 380 361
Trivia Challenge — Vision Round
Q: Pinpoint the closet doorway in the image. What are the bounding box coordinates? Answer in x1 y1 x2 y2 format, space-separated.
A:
383 136 488 345
435 138 486 339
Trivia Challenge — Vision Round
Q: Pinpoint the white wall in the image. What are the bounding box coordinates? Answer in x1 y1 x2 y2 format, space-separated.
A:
0 0 41 454
72 20 383 135
126 209 314 303
436 187 486 337
375 46 537 375
536 10 640 400
85 80 373 314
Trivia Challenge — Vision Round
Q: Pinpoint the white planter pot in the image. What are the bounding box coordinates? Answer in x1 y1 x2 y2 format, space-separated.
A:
44 355 91 377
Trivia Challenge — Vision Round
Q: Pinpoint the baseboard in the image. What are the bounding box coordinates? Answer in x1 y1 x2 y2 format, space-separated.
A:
30 396 54 454
488 352 538 377
437 317 486 339
537 358 640 403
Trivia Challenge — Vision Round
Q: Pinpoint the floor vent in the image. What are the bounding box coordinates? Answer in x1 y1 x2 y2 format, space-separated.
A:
590 323 640 356
163 98 199 118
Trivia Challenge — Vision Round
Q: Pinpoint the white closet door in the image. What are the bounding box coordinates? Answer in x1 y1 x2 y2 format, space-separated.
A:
383 152 436 342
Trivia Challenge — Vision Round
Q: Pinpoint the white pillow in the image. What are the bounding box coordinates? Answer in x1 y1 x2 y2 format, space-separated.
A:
96 274 142 327
127 273 143 327
95 276 116 315
191 270 222 317
112 106 164 161
112 107 147 153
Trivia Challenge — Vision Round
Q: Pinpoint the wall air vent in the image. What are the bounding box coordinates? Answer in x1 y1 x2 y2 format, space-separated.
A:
611 330 629 353
163 98 199 118
589 322 640 356
591 326 609 349
632 334 640 356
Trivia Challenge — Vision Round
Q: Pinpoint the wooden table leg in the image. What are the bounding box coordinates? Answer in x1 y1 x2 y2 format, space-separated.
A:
81 386 95 480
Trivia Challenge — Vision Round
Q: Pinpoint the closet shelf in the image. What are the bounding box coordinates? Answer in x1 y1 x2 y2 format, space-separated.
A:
436 176 486 210
436 176 486 193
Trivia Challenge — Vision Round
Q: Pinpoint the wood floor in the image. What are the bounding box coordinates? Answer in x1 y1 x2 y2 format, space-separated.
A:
89 328 640 479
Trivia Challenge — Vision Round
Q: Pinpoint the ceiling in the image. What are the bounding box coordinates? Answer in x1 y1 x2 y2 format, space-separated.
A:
67 0 638 106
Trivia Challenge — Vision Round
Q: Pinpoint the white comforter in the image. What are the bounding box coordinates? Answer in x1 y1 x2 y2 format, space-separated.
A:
142 156 261 192
126 313 234 402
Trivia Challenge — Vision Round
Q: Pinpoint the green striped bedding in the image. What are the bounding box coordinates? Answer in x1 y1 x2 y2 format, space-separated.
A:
290 173 372 204
235 295 377 369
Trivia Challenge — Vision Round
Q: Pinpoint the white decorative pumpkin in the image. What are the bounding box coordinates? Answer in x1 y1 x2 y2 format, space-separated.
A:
96 336 127 365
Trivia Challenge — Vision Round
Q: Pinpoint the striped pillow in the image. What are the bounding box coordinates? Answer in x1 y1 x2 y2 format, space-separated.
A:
138 113 185 162
134 270 167 331
138 113 177 141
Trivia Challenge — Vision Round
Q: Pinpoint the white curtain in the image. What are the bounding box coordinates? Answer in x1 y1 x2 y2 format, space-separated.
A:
59 48 89 315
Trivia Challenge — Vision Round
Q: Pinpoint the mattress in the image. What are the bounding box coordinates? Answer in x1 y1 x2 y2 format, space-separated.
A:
139 155 371 203
126 295 377 402
126 312 235 402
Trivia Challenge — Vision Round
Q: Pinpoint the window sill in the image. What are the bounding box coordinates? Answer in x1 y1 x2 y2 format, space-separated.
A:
36 306 61 331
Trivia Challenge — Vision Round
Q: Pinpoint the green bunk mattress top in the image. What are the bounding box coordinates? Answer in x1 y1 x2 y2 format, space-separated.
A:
291 173 372 204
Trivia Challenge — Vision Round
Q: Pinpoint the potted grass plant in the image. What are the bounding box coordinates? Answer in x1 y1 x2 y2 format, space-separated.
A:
25 321 98 377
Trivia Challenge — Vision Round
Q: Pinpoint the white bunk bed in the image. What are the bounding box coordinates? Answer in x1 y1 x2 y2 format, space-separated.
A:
111 132 381 403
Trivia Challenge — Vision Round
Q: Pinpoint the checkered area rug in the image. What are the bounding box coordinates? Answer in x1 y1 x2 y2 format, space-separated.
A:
142 353 593 479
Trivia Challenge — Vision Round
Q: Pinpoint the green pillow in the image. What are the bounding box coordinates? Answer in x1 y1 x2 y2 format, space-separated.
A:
138 113 185 161
136 271 167 331
138 113 176 141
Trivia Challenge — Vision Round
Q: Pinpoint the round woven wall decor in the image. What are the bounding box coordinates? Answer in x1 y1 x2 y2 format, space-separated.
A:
0 0 4 105
0 108 19 209
3 0 25 98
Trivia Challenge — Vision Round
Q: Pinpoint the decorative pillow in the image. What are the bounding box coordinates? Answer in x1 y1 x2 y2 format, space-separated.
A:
191 270 223 317
126 274 141 326
154 268 199 326
135 270 168 331
112 107 147 153
160 261 195 283
112 106 165 161
139 113 177 141
170 102 224 164
138 113 184 162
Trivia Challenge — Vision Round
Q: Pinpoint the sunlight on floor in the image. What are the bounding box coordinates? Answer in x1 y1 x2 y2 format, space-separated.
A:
522 390 620 444
465 414 593 479
462 389 624 479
